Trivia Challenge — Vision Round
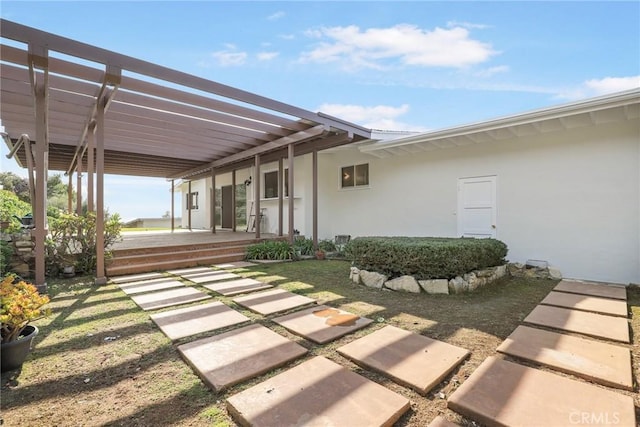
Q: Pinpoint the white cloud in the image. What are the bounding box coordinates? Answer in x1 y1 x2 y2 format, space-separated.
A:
318 103 428 131
267 11 285 21
474 65 510 78
301 24 497 70
447 21 491 30
257 51 279 61
556 76 640 100
210 49 247 67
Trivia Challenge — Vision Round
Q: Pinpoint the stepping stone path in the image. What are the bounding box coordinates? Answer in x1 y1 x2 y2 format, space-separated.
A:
273 305 373 344
232 288 316 315
523 304 630 342
130 286 211 311
214 261 257 269
540 291 628 317
167 267 214 276
178 324 308 391
226 356 411 427
118 278 185 295
497 325 633 390
202 278 272 296
448 356 635 427
554 279 627 300
150 301 250 340
180 271 240 284
337 325 469 395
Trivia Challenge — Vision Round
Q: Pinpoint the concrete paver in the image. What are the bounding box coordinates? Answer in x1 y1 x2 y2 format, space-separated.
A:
150 301 250 340
118 278 185 295
177 324 307 391
214 261 257 269
497 325 633 390
110 272 166 284
540 291 627 317
447 356 635 427
226 356 411 427
167 267 215 275
182 271 239 284
273 305 373 344
337 325 469 395
554 280 626 300
130 287 211 311
232 288 316 316
202 278 272 296
523 305 630 342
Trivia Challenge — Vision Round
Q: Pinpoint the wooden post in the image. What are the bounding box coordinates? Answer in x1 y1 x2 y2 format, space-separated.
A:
312 149 318 250
231 169 237 231
94 98 107 285
287 144 294 244
211 168 216 233
171 179 175 232
254 154 261 238
87 126 95 212
76 158 82 215
188 180 192 231
278 157 283 236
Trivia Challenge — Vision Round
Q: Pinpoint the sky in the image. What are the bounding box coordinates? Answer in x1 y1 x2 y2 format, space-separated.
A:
1 1 639 221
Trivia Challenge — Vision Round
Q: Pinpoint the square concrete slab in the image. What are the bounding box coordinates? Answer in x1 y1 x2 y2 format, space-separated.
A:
183 271 240 284
214 261 257 269
150 301 250 340
232 288 316 316
110 272 166 284
541 291 627 317
177 324 307 391
130 287 211 311
497 325 633 390
447 356 635 427
337 325 470 395
168 267 215 276
118 278 185 295
273 305 374 344
226 356 411 427
523 305 630 343
554 280 626 300
202 278 272 296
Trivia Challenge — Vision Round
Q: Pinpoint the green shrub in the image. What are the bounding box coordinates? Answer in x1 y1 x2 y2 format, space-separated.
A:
293 237 314 256
318 239 337 252
0 241 14 275
345 236 508 280
0 189 31 233
245 240 294 261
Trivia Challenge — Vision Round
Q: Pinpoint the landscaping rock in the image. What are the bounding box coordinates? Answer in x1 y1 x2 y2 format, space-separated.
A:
419 279 449 295
495 265 507 279
508 262 526 276
359 270 387 289
349 267 360 284
548 266 563 280
449 276 468 294
384 276 421 293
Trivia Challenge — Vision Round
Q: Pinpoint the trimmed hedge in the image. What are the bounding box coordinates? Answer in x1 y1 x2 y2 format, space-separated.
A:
345 236 508 280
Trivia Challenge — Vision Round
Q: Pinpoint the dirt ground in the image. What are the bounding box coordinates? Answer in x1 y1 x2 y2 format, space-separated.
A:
2 260 639 426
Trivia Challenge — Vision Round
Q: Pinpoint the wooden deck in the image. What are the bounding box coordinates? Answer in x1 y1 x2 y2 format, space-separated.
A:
107 230 284 276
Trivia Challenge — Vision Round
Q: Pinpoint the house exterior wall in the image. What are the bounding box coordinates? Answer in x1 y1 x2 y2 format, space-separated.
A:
317 120 640 285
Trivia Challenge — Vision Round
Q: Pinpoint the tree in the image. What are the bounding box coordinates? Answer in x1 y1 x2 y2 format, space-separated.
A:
0 172 29 202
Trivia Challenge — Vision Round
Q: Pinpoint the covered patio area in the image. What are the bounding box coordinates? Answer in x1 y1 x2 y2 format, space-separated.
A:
0 20 371 287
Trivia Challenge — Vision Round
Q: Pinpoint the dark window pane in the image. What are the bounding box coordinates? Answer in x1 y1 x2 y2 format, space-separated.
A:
342 166 354 188
264 171 278 198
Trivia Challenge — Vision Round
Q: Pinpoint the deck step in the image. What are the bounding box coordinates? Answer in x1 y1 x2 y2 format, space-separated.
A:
106 252 247 276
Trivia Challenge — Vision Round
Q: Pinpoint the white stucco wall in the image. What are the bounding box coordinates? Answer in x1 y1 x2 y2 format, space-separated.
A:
317 120 640 285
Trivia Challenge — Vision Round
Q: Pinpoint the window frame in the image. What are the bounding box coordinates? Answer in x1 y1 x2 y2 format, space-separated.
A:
341 163 369 189
263 169 289 199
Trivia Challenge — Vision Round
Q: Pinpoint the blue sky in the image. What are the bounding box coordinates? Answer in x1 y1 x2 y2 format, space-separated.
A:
1 1 639 220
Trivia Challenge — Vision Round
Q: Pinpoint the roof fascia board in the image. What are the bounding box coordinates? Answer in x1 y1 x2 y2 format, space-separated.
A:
361 88 640 153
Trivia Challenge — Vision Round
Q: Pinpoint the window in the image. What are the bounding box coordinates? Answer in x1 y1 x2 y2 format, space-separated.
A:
263 169 289 199
187 192 199 210
341 163 369 188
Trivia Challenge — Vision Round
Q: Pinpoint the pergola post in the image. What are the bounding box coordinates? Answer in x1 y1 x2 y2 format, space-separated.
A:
67 173 73 212
277 157 283 237
312 149 318 250
170 179 175 232
254 154 261 239
94 98 107 285
87 126 95 212
287 144 294 244
188 181 192 231
76 158 82 215
231 170 236 231
211 168 216 233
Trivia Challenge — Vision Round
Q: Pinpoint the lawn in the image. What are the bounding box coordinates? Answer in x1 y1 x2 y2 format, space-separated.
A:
2 260 638 426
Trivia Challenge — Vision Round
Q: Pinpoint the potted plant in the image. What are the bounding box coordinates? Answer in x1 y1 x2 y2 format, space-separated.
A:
1 275 50 372
315 248 326 260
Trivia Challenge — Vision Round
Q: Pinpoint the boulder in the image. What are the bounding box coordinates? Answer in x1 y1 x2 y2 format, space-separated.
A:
349 267 360 284
449 276 468 294
359 270 387 289
418 279 449 294
548 266 563 280
384 275 421 293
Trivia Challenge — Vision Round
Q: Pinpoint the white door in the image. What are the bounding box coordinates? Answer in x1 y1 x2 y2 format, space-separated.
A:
457 176 497 238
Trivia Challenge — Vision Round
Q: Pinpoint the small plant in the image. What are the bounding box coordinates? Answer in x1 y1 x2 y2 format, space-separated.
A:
245 240 294 261
293 237 314 257
318 239 337 253
1 274 50 343
1 241 14 275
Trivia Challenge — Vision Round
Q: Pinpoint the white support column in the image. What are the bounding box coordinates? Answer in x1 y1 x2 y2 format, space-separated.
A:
312 149 318 250
211 168 216 234
287 144 294 244
87 126 95 212
95 98 107 285
254 154 261 239
278 157 283 237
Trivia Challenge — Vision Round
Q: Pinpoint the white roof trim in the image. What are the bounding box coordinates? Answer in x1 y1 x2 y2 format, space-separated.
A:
360 88 640 155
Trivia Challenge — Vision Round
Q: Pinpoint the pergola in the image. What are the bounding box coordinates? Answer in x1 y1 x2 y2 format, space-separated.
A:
0 20 371 287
